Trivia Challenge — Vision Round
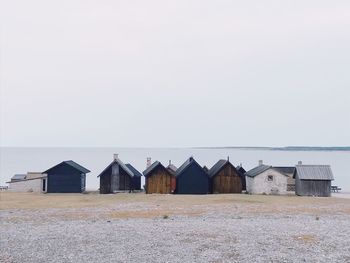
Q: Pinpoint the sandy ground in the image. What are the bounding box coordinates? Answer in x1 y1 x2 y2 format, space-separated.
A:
1 192 350 263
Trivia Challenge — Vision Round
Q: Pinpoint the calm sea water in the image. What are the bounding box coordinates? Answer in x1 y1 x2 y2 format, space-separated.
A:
1 147 349 192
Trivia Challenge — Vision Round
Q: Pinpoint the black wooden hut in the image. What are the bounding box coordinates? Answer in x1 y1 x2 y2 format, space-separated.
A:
43 160 90 193
236 164 247 191
175 157 209 194
293 165 334 197
126 163 142 191
209 159 242 194
98 155 135 194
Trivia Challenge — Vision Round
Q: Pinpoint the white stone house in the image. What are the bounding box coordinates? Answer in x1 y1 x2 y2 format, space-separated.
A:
7 172 47 193
245 163 289 195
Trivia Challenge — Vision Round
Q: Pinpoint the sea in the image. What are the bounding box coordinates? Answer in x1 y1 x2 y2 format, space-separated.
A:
0 147 349 192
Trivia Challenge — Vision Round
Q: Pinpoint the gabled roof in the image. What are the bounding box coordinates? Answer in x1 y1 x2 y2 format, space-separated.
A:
11 174 26 181
126 164 142 177
97 158 133 178
294 165 334 180
236 165 246 174
208 159 236 178
245 165 272 177
44 160 90 174
176 157 206 177
167 163 177 176
143 161 168 177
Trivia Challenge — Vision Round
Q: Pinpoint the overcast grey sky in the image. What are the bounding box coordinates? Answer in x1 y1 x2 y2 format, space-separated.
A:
0 0 349 147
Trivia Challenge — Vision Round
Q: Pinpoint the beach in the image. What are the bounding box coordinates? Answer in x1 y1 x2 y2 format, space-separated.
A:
1 192 349 262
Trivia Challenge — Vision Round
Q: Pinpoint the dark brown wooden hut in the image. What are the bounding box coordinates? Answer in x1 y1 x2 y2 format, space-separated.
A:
209 159 242 194
143 161 175 194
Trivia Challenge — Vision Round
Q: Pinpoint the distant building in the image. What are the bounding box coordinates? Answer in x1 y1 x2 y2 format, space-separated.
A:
245 161 289 195
7 172 47 193
294 165 334 197
43 160 90 193
175 157 209 194
98 155 136 194
143 161 175 194
208 158 242 194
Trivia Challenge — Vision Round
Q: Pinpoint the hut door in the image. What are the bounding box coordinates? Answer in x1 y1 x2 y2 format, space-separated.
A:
42 179 46 192
111 164 120 193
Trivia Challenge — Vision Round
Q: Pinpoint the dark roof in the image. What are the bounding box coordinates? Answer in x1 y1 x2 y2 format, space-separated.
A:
126 164 142 177
97 158 134 178
44 160 90 174
208 159 229 178
245 165 272 177
236 165 246 174
176 157 205 177
11 174 26 181
273 166 295 175
143 161 167 177
294 165 334 180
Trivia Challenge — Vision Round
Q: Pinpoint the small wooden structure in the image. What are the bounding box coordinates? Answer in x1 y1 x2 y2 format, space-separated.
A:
143 161 175 194
98 155 135 194
294 165 334 197
175 157 209 194
236 164 247 191
208 158 242 194
245 162 289 195
125 164 142 191
43 160 90 193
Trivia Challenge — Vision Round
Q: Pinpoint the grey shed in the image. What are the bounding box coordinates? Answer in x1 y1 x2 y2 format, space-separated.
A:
293 165 334 197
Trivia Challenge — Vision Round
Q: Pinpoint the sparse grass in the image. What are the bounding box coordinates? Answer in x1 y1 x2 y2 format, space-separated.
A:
1 192 349 220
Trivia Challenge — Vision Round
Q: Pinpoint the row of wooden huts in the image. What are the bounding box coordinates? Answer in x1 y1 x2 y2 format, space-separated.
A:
7 155 335 197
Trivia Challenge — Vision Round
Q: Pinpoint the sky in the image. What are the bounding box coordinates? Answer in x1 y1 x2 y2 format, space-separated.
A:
0 0 349 147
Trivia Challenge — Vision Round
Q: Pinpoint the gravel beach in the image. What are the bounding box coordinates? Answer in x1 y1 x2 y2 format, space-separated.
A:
1 193 349 263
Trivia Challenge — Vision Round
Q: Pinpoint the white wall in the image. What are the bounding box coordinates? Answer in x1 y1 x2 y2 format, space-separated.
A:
246 168 288 195
8 178 46 193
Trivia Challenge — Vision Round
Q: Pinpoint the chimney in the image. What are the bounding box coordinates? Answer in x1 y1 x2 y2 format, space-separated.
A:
227 156 230 161
169 160 171 165
298 161 302 165
146 157 152 168
258 160 263 166
113 154 119 160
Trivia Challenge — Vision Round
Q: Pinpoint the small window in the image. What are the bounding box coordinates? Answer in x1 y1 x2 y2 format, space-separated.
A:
268 175 273 181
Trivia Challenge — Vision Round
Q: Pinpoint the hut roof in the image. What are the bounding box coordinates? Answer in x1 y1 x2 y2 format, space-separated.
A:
245 165 272 177
236 165 246 174
293 165 334 180
11 174 26 181
126 164 142 177
273 166 295 175
208 159 237 178
97 158 133 178
44 160 90 174
176 157 206 177
143 161 167 177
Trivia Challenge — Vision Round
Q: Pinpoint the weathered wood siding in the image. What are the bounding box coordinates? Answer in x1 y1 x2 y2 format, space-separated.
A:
47 163 85 193
212 163 242 193
176 163 209 194
99 165 132 194
295 173 331 197
146 166 172 194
